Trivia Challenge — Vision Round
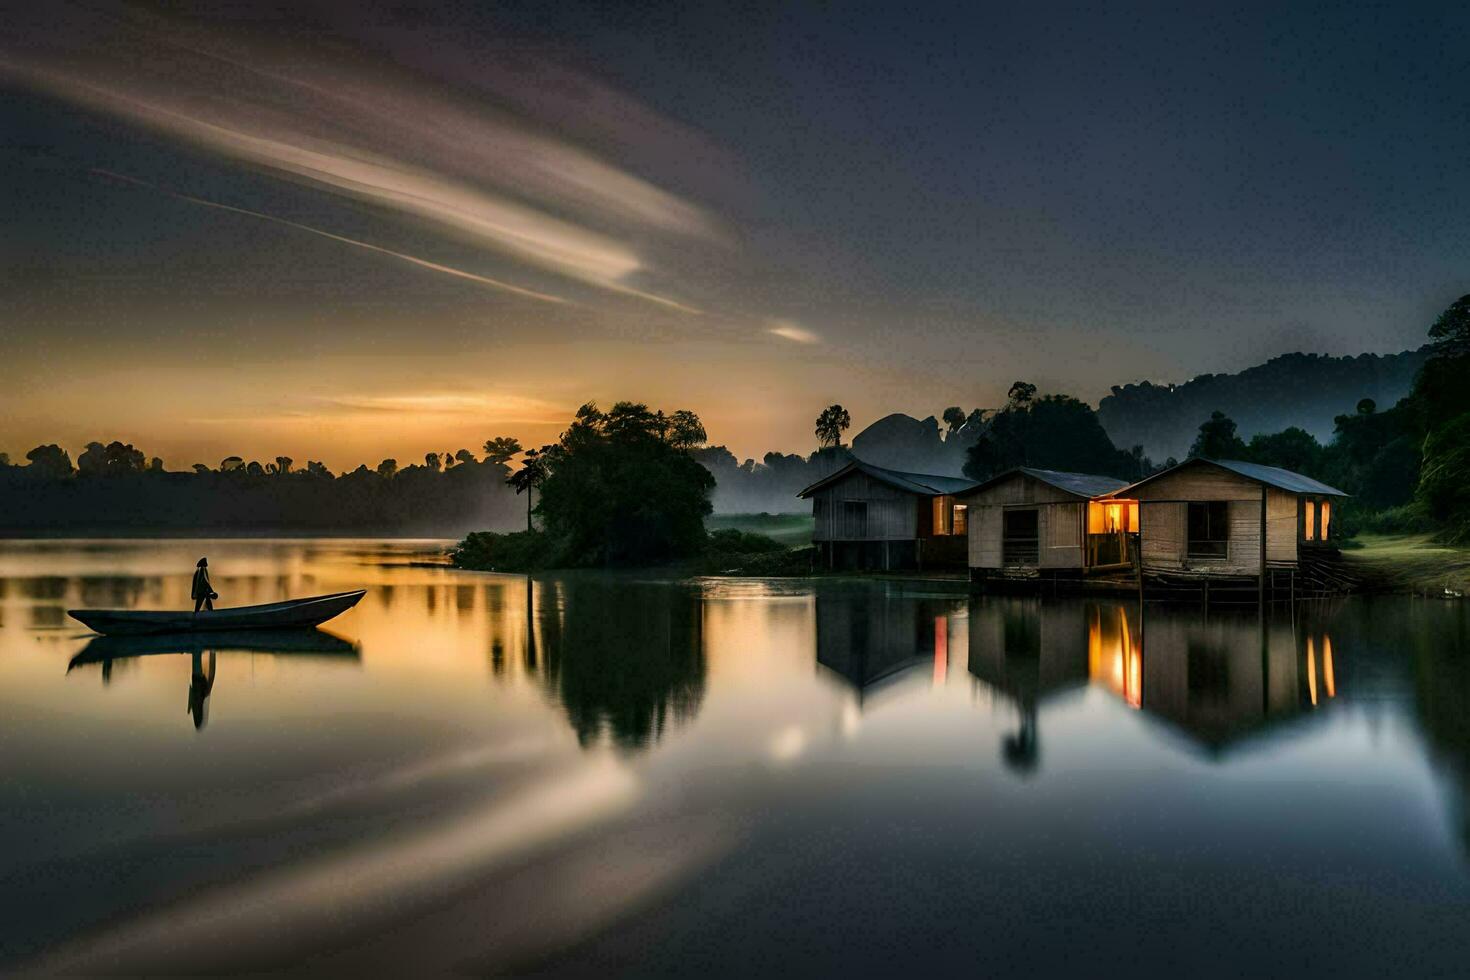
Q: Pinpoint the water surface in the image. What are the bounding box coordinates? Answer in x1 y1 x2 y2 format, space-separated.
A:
2 539 1468 975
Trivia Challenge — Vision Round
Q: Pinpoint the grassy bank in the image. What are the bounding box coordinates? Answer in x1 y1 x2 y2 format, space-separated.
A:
1342 533 1470 595
706 513 814 548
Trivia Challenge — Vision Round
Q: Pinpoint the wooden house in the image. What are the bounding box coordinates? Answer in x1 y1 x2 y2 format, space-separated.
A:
798 460 976 570
958 468 1133 587
1109 458 1349 595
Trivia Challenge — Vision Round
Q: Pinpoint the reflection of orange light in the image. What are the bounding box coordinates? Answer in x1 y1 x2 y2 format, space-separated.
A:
933 615 948 686
1322 635 1335 698
1121 608 1141 708
1306 636 1318 706
1087 605 1142 709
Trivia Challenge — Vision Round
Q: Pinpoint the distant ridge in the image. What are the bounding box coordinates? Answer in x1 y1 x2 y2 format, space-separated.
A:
1096 348 1429 461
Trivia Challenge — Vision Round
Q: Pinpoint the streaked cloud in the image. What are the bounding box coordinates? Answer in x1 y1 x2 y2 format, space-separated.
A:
94 170 570 304
315 393 563 421
767 320 821 344
0 12 721 311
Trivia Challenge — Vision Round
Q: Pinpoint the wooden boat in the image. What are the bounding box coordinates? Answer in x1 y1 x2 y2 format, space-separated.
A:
67 590 366 636
68 629 360 670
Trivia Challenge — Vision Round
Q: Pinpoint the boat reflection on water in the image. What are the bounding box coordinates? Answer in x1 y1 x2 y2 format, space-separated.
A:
67 629 361 729
968 597 1342 766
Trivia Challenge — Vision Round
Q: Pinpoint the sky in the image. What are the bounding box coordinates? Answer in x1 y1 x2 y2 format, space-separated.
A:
2 0 1468 470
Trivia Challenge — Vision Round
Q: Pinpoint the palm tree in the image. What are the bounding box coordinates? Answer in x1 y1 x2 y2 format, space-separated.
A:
507 447 550 531
814 404 851 449
483 436 523 464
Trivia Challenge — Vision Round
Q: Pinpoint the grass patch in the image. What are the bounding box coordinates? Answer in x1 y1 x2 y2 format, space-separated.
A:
707 513 813 547
1341 533 1470 595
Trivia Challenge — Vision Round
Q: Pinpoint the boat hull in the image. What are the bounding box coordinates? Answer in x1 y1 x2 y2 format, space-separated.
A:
67 590 367 636
68 629 360 669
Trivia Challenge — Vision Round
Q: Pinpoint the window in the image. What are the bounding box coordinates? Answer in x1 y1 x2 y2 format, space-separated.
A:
1302 498 1332 543
1186 501 1229 559
953 503 968 535
1002 508 1039 565
932 495 952 535
842 500 868 538
1088 500 1139 534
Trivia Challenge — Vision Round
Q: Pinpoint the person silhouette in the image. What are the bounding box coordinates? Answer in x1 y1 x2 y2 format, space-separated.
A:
188 649 216 730
192 557 217 613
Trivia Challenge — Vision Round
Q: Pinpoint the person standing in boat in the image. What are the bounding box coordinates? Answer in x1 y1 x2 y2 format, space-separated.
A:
192 557 218 613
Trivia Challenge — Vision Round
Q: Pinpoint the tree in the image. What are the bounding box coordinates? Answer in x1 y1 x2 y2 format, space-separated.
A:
376 458 398 479
1357 398 1377 415
274 456 294 476
482 437 522 465
1418 412 1470 542
508 447 550 531
0 453 8 468
964 393 1138 481
942 407 966 433
305 460 332 478
1007 381 1037 408
77 442 107 476
192 463 211 474
814 404 851 449
668 410 707 450
104 441 146 475
246 460 265 476
25 444 72 479
535 401 716 565
148 457 164 473
1246 427 1322 475
1428 294 1470 356
220 456 243 472
1188 411 1248 460
424 452 442 472
454 448 477 465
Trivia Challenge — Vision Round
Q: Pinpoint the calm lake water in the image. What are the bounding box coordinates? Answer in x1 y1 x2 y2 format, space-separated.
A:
2 539 1469 976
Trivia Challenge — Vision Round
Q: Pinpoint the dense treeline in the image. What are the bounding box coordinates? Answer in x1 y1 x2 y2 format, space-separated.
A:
1179 295 1470 541
0 440 525 536
1097 348 1429 462
964 383 1152 482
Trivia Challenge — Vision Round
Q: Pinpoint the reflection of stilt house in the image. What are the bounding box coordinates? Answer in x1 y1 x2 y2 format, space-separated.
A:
816 592 956 704
966 597 1091 774
958 468 1134 589
1108 458 1349 599
965 596 1340 765
1124 604 1336 756
799 461 976 571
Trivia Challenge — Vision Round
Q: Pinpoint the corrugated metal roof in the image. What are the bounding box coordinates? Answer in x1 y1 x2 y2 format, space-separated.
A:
796 460 978 498
1110 458 1349 498
1207 459 1350 496
958 466 1128 500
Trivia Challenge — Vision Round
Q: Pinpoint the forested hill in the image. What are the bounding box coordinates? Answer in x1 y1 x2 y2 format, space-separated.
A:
1097 348 1429 461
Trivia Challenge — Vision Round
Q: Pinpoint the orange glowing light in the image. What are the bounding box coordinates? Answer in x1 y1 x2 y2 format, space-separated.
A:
1323 635 1335 698
933 615 948 686
1306 636 1318 706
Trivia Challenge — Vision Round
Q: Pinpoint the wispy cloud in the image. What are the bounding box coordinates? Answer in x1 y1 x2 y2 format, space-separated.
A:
93 170 570 304
767 320 821 344
0 13 720 312
314 393 563 421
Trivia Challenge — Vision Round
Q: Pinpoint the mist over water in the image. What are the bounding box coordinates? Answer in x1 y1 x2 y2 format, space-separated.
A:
1 540 1468 975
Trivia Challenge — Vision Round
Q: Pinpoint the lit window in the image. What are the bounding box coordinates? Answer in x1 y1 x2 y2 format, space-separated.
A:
1304 500 1318 541
953 504 968 535
1320 500 1331 540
